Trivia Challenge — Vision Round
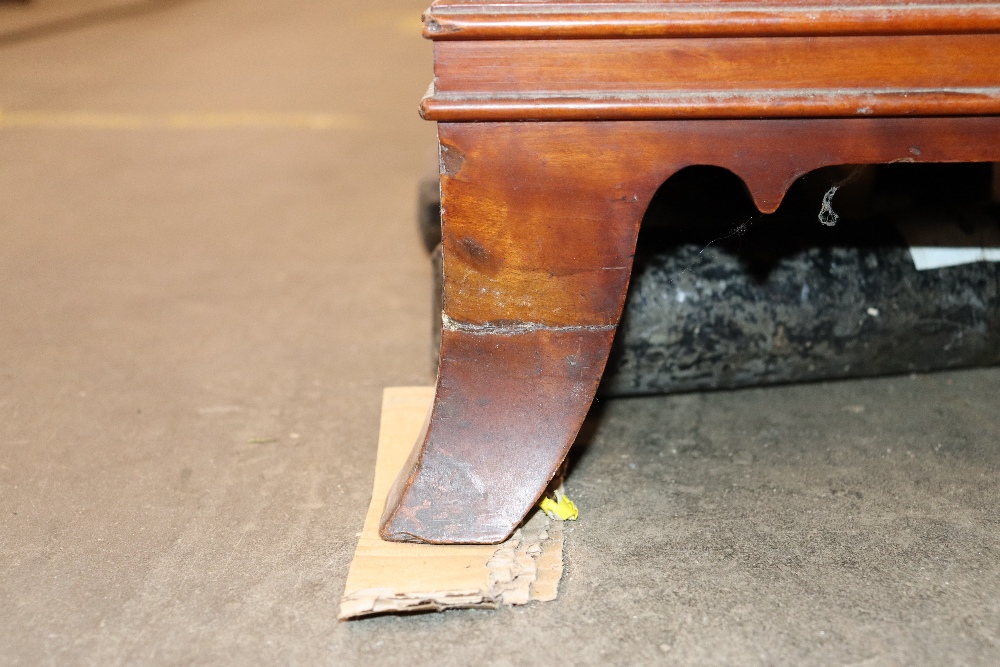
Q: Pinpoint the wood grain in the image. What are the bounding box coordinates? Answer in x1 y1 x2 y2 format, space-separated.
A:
380 118 1000 543
424 1 1000 40
424 34 1000 121
380 0 1000 544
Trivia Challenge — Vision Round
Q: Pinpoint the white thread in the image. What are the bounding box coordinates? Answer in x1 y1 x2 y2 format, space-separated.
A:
818 184 841 227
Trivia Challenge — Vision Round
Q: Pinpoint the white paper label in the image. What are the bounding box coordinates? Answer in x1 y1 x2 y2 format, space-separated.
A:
895 213 1000 271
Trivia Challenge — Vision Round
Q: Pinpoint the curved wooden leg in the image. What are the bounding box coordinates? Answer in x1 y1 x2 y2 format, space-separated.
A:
380 117 1000 544
379 122 655 543
380 326 616 543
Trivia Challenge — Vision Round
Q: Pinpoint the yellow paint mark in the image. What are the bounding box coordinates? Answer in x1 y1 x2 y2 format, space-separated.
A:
539 489 578 521
0 109 366 130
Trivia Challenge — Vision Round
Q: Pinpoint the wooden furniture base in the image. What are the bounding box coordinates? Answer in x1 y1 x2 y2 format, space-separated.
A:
379 1 1000 544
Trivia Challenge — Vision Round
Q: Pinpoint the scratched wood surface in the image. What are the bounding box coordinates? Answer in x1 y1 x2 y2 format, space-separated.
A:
379 0 1000 544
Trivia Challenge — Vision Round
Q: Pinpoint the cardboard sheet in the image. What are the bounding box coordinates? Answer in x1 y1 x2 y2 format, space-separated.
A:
339 387 564 620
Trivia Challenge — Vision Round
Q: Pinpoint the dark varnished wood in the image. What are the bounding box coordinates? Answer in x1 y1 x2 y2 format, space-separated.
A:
424 34 1000 121
380 327 617 543
424 1 1000 40
380 0 1000 543
422 90 1000 122
381 118 1000 543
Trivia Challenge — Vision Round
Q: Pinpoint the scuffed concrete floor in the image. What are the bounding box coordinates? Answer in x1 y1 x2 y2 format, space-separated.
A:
1 1 998 665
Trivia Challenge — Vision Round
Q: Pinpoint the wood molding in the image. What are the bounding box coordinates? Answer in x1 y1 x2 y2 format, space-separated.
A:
423 34 1000 121
424 1 1000 40
422 89 1000 121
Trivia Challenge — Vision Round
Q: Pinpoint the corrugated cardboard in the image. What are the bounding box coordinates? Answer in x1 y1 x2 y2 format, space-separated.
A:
339 387 563 620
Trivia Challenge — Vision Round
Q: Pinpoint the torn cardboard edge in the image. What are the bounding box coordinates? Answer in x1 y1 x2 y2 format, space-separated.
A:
339 387 566 621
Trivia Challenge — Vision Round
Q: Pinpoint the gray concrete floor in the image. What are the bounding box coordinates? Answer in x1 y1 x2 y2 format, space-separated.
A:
1 2 998 665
